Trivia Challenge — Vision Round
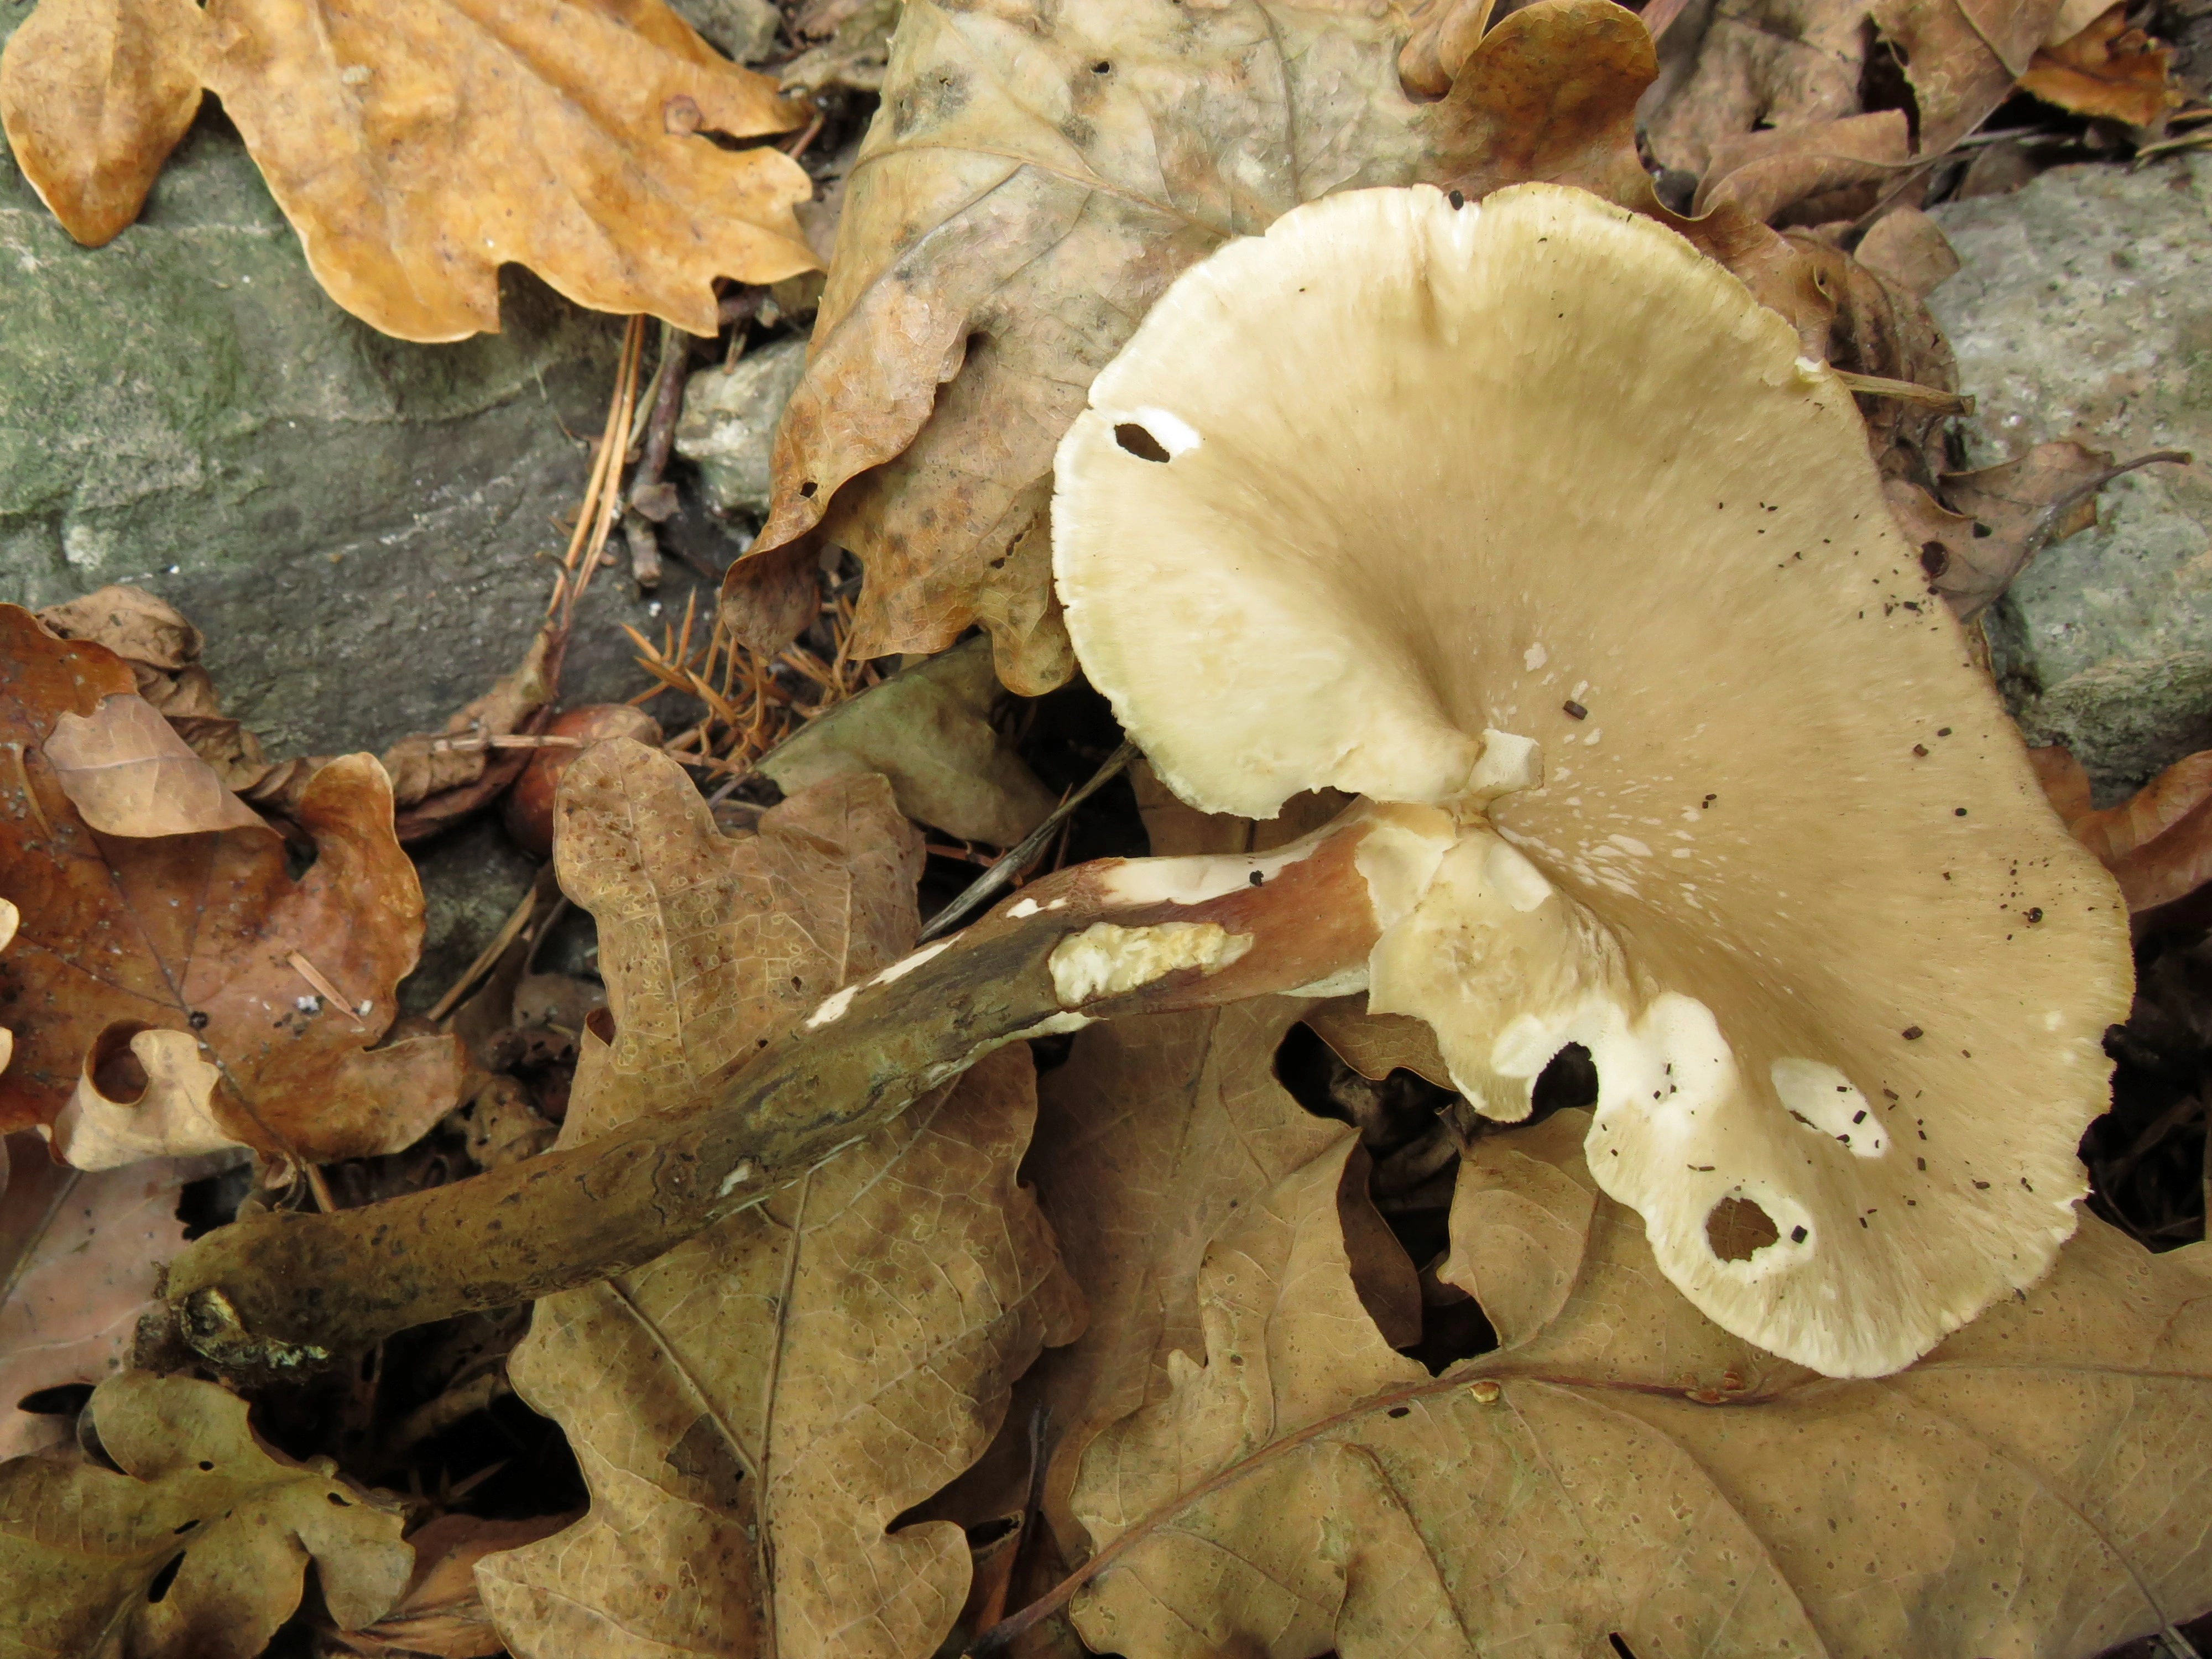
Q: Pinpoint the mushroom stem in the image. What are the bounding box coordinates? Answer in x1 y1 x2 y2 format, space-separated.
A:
159 808 1391 1365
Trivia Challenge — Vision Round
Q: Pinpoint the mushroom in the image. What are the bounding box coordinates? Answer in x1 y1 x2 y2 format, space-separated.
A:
1051 182 2132 1377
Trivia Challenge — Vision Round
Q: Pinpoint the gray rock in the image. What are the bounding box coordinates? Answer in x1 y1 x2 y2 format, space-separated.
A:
674 336 810 519
400 818 540 1017
1927 154 2212 800
665 0 781 62
0 112 727 760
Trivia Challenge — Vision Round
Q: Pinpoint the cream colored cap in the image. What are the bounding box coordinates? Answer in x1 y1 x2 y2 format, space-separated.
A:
1051 184 2132 1377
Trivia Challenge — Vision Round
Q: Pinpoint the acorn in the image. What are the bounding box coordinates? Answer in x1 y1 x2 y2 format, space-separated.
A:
503 704 662 857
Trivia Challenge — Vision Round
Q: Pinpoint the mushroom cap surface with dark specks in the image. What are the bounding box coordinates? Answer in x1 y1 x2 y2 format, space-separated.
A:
1050 182 2133 1378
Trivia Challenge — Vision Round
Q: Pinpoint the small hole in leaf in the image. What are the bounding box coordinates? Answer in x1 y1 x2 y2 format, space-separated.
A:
89 1022 151 1105
1386 1405 1411 1419
1705 1196 1780 1261
799 479 818 498
326 1490 352 1507
173 1519 197 1535
1092 59 1111 73
198 1460 215 1472
1918 542 1949 578
17 1383 94 1418
147 1553 185 1604
1609 1636 1640 1659
1971 520 1991 538
1114 422 1172 463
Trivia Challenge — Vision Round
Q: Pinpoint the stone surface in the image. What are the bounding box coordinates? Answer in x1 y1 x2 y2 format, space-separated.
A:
399 818 541 1017
1928 154 2212 798
666 0 782 62
674 335 810 519
0 108 729 760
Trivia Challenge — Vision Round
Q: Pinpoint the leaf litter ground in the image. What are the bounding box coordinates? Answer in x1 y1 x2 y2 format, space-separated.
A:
2 0 2211 1653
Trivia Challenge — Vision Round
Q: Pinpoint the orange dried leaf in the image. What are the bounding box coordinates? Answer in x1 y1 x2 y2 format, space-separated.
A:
2021 3 2183 127
0 0 822 340
0 607 463 1161
0 0 204 247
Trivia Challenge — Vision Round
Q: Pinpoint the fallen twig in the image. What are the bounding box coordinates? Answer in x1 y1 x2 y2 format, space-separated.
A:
160 809 1387 1365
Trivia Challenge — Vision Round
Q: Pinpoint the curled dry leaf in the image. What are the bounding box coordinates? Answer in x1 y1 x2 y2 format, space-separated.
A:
1693 108 1909 225
0 0 820 340
43 693 268 838
1648 0 2068 169
1851 203 1961 299
760 636 1058 847
0 1137 239 1460
0 0 204 247
742 0 1688 690
474 744 1081 1659
0 606 464 1163
1890 441 2182 622
1062 1112 2212 1657
2020 3 2182 126
740 0 1951 684
2034 742 2212 913
331 1512 575 1659
0 1372 412 1658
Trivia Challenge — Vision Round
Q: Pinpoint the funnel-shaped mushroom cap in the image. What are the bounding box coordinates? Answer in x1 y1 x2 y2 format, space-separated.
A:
1051 184 2132 1378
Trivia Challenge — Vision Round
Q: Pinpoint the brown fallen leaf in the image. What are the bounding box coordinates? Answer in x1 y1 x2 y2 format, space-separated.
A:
0 606 465 1164
1693 108 1910 225
1051 1112 2212 1657
379 625 557 812
0 0 204 247
474 745 1081 1659
1851 202 1961 298
0 1371 413 1657
2034 742 2212 914
1897 441 2188 620
0 0 820 340
1023 782 1355 1547
1644 0 1874 173
2020 1 2183 127
43 692 269 838
741 0 1685 690
740 0 1956 682
759 637 1058 847
1870 0 2069 153
0 1136 239 1460
332 1512 575 1658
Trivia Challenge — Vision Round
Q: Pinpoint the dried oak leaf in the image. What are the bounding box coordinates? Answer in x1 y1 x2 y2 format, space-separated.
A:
743 0 1712 692
0 0 820 341
0 606 464 1162
44 693 268 838
474 743 1081 1659
1643 0 1871 174
1021 780 1354 1543
1067 1111 2212 1657
331 1512 575 1659
1890 440 2150 621
0 1138 239 1460
1693 108 1909 226
2034 743 2212 914
0 1371 412 1658
2020 2 2183 126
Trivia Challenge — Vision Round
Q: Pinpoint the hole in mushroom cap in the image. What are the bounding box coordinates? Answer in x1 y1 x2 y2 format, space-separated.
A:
1705 1195 1781 1261
1531 1044 1598 1117
1114 423 1171 462
1109 406 1201 461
